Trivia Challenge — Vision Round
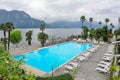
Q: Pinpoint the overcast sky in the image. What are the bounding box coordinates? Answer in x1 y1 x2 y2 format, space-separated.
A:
0 0 120 25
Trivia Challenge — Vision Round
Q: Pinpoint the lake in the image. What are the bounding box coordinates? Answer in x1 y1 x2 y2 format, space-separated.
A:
0 28 82 45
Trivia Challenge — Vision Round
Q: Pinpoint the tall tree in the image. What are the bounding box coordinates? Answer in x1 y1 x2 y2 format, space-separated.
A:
0 38 8 48
110 23 114 29
81 26 89 41
110 23 114 34
26 30 33 45
105 18 110 26
38 24 48 47
98 21 102 28
0 23 7 50
5 22 14 50
40 23 46 33
95 28 103 43
10 30 22 47
38 33 48 47
89 17 93 28
102 26 108 35
89 28 96 41
80 16 86 27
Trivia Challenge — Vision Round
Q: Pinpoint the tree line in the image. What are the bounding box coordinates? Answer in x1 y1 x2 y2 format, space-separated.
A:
79 16 120 43
0 22 48 51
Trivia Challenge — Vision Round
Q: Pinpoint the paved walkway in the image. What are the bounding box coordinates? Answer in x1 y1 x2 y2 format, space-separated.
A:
76 44 109 80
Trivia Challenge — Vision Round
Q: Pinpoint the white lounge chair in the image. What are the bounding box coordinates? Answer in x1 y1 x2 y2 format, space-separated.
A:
99 61 112 65
73 38 77 41
69 62 78 67
81 52 91 58
76 38 81 42
77 56 86 61
95 67 109 74
64 65 73 71
98 62 111 68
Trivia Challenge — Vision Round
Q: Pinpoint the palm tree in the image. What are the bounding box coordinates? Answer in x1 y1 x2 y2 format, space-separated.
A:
95 28 103 43
113 75 120 80
37 33 48 47
0 38 8 48
110 23 113 27
110 61 119 80
89 28 96 41
105 18 110 26
5 22 14 50
80 16 86 27
40 23 46 33
110 23 115 29
102 26 108 35
81 26 89 41
98 21 102 28
26 30 33 45
89 17 93 28
0 23 7 50
110 23 114 34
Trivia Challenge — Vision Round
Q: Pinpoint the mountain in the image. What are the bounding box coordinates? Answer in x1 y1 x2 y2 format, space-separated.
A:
0 9 45 28
47 20 104 28
0 9 113 28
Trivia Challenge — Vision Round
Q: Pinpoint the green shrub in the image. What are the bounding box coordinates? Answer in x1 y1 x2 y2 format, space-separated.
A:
36 73 73 80
103 35 108 42
116 38 120 41
0 45 36 80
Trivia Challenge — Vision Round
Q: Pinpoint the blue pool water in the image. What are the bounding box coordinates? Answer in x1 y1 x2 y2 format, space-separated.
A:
14 42 92 72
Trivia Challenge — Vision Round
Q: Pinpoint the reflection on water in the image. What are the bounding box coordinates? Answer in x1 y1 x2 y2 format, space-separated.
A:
38 48 48 56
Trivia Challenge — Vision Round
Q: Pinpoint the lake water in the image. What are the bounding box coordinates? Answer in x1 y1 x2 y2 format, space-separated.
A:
0 28 82 45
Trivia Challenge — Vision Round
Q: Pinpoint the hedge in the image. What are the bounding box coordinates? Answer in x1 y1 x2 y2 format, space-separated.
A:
36 73 73 80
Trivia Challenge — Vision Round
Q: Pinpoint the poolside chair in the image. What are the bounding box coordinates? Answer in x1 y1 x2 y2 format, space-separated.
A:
73 38 77 41
64 65 73 71
97 62 111 68
81 52 91 58
88 48 95 53
101 57 113 62
99 61 112 65
77 56 86 61
95 67 109 74
106 50 113 54
69 62 78 67
76 38 81 42
102 57 112 61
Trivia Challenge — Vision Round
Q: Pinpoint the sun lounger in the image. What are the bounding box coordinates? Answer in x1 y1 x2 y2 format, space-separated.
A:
98 62 111 68
106 50 113 53
64 65 73 71
73 38 77 41
95 67 109 74
77 56 86 61
104 53 113 56
88 49 95 53
99 61 112 65
76 38 81 42
81 52 91 58
69 62 78 67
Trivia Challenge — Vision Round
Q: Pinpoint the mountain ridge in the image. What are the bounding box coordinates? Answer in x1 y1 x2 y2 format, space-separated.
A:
0 9 113 28
0 9 45 28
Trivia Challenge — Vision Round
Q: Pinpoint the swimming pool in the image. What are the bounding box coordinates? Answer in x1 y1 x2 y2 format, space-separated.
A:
14 42 92 72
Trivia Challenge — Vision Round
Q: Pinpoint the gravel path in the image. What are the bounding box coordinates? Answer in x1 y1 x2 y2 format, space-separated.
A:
76 44 109 80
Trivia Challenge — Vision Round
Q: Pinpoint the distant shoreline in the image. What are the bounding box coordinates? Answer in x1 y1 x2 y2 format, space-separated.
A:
15 28 82 29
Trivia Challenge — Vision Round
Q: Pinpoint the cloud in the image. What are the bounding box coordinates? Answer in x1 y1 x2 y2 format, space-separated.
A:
0 0 119 25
